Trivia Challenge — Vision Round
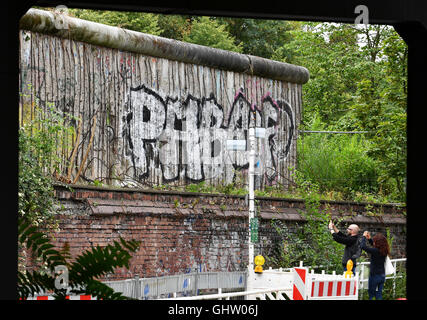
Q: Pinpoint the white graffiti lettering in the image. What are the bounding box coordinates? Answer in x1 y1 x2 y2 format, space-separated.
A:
122 85 294 184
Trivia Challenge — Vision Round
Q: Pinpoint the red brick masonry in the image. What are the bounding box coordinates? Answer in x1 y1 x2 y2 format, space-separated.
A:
46 183 406 280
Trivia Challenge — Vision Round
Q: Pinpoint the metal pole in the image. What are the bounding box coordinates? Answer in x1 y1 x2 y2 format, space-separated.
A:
134 274 140 300
392 261 396 298
248 127 256 273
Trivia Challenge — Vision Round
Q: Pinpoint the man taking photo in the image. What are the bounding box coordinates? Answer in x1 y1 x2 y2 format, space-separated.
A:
329 221 361 274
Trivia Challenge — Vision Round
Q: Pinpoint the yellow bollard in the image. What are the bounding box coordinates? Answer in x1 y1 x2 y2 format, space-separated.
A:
254 255 265 273
344 259 353 278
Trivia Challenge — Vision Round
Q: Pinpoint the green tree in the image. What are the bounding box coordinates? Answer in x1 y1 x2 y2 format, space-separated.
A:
157 14 192 41
275 22 406 201
349 27 407 200
182 16 243 52
219 18 295 59
68 8 162 35
275 22 380 127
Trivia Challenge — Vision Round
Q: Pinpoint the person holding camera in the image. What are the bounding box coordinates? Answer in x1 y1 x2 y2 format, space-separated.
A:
360 231 390 300
328 220 361 274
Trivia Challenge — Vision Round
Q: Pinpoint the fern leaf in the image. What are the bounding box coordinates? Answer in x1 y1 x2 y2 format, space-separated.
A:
69 238 140 285
18 270 56 299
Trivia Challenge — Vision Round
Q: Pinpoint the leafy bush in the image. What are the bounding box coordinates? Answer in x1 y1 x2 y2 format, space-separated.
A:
359 271 406 300
18 103 141 300
382 271 406 300
69 9 162 36
266 191 344 273
19 105 76 228
297 116 380 199
183 16 243 53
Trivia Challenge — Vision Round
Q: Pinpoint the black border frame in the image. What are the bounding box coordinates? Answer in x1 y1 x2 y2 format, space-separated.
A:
4 0 426 302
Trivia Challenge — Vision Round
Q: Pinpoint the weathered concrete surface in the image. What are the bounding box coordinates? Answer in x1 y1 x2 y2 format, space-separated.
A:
19 8 309 83
19 8 307 190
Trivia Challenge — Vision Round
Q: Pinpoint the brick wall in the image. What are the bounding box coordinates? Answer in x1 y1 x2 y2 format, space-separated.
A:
32 184 406 280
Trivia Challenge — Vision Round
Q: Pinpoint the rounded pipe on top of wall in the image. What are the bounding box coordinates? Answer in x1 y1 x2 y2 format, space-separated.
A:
19 8 309 84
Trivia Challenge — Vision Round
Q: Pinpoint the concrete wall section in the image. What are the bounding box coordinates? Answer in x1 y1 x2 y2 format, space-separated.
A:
19 9 308 190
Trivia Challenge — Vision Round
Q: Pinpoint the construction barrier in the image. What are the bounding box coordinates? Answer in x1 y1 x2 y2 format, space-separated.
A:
310 278 357 299
291 267 358 300
23 294 96 300
246 268 292 300
248 267 358 300
292 267 307 300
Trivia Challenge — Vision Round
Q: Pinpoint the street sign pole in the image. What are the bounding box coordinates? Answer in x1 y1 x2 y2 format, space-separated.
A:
226 118 259 274
248 126 256 272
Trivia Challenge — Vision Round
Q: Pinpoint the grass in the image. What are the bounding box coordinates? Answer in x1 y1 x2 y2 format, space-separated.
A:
149 179 404 206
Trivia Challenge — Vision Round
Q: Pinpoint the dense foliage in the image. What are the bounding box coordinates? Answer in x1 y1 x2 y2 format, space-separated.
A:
267 191 345 273
297 115 380 199
279 23 407 203
18 105 140 299
18 105 73 229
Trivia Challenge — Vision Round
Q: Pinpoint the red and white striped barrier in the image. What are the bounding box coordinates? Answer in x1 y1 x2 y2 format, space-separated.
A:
292 267 358 300
23 294 97 300
310 278 357 300
292 267 307 300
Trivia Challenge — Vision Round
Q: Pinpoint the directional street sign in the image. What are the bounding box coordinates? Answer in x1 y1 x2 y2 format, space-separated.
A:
250 217 259 243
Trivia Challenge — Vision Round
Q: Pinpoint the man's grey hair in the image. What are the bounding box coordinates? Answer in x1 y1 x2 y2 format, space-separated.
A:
349 224 360 234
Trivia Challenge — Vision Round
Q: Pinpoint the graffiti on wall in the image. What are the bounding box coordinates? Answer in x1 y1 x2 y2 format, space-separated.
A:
19 31 300 188
121 85 294 184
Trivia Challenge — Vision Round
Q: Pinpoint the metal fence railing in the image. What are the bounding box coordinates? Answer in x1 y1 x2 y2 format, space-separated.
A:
103 271 247 300
356 258 406 299
102 258 406 300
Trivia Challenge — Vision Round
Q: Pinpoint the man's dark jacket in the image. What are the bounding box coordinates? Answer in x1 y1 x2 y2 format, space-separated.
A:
332 231 360 265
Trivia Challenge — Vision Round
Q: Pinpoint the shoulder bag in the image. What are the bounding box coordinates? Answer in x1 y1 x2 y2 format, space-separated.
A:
384 255 395 275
